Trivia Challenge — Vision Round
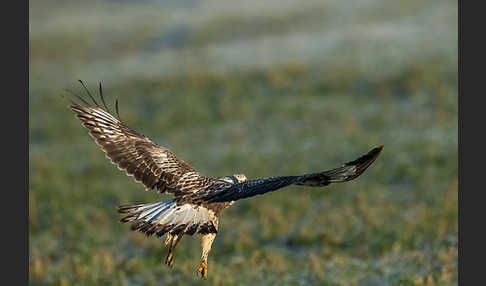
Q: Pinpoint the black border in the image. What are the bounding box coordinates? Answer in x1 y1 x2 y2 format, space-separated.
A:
459 1 482 285
5 0 29 283
17 0 29 284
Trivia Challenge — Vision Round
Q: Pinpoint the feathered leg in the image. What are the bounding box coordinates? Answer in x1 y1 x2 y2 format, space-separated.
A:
164 233 182 268
198 233 216 279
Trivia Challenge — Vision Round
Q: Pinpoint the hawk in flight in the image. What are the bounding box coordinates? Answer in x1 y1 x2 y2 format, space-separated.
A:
67 81 383 279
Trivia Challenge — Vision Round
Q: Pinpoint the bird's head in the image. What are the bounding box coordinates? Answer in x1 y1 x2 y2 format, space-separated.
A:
218 174 248 184
232 174 248 183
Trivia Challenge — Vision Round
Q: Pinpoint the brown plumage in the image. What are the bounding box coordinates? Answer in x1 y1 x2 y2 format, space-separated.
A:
70 103 208 196
67 81 383 279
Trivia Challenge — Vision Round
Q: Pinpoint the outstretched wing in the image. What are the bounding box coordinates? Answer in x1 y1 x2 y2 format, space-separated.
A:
67 81 208 196
202 145 383 203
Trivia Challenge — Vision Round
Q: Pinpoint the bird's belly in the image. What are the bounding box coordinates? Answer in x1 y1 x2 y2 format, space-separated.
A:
203 201 233 214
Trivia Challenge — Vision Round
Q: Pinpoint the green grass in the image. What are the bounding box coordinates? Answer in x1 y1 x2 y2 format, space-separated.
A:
30 1 457 285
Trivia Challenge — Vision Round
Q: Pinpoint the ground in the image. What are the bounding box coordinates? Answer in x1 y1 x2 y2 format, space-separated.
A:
30 1 457 285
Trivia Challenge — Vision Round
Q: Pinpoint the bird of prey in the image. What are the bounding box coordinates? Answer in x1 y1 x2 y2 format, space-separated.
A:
67 81 383 279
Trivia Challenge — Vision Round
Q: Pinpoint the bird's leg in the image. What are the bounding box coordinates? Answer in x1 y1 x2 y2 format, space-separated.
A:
198 233 216 279
164 233 181 268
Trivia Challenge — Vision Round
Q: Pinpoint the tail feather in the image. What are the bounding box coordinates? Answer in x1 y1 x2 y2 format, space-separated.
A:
118 200 218 237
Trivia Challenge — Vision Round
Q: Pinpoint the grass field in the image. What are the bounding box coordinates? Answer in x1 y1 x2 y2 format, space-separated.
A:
30 1 457 285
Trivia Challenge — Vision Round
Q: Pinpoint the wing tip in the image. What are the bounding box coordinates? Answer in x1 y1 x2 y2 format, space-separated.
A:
369 145 384 159
354 145 383 164
349 144 383 176
322 144 383 183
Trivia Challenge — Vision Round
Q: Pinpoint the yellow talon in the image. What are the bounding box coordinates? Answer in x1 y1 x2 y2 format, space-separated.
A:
165 252 174 268
198 262 208 279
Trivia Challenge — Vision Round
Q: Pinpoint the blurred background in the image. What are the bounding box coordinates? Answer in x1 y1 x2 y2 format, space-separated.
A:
29 0 457 285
